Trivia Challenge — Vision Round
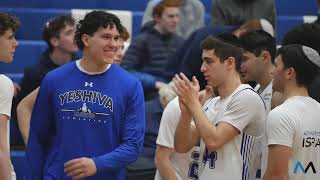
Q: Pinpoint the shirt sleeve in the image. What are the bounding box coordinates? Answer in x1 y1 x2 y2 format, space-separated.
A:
0 75 14 117
266 109 295 147
93 80 146 171
129 70 158 89
26 74 55 179
156 98 180 148
220 90 265 133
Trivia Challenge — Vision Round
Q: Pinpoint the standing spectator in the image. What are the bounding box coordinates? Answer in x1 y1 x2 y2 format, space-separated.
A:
26 11 145 179
17 25 130 146
0 12 20 180
143 0 205 39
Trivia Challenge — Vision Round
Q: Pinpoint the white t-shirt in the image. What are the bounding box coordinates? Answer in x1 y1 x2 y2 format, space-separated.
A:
155 97 200 180
198 84 266 180
267 96 320 180
254 81 273 176
0 75 16 179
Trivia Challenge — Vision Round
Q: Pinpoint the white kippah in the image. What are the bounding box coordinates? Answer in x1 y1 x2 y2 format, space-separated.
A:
302 45 320 68
260 19 274 37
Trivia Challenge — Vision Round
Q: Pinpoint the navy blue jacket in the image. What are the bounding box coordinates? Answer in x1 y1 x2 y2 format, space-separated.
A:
121 21 184 89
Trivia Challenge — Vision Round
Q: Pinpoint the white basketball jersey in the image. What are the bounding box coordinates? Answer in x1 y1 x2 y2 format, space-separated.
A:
267 96 320 180
198 84 266 180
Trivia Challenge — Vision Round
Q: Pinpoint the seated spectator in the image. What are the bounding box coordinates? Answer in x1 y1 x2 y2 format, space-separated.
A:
114 26 130 64
142 0 205 39
211 0 276 29
121 0 184 99
17 14 77 100
14 14 77 145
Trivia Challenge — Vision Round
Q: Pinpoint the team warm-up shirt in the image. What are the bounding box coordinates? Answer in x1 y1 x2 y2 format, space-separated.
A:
198 84 266 180
254 81 273 176
0 75 16 179
26 61 145 180
267 96 320 180
155 97 200 180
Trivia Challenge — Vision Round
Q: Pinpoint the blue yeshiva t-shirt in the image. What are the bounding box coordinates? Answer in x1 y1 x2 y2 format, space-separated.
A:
26 61 145 180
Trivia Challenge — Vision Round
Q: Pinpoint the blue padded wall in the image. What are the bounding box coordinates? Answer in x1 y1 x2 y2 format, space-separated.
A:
276 0 317 15
0 40 47 73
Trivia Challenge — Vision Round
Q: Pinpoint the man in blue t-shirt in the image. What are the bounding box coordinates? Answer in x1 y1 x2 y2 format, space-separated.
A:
26 11 145 180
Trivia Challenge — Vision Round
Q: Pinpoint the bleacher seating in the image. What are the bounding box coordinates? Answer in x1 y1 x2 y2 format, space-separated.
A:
0 0 150 12
275 0 318 44
276 0 317 15
0 40 47 73
0 0 212 13
0 7 69 40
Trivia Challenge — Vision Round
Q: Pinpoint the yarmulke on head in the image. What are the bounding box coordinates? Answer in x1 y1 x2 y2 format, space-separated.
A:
277 44 320 87
302 45 320 68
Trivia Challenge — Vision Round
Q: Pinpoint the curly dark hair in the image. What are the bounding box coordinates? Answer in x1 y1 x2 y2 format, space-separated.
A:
75 10 124 50
0 12 20 36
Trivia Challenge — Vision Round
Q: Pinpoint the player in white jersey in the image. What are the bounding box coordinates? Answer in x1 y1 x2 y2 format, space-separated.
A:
239 30 278 177
173 36 266 180
264 45 320 180
155 86 213 180
0 12 19 180
239 30 276 113
155 97 199 180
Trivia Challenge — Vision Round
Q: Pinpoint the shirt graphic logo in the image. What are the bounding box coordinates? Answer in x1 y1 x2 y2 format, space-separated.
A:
85 82 93 87
79 103 91 113
62 103 109 119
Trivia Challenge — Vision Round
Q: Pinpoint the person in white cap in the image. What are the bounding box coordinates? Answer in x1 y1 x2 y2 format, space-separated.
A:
264 44 320 180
